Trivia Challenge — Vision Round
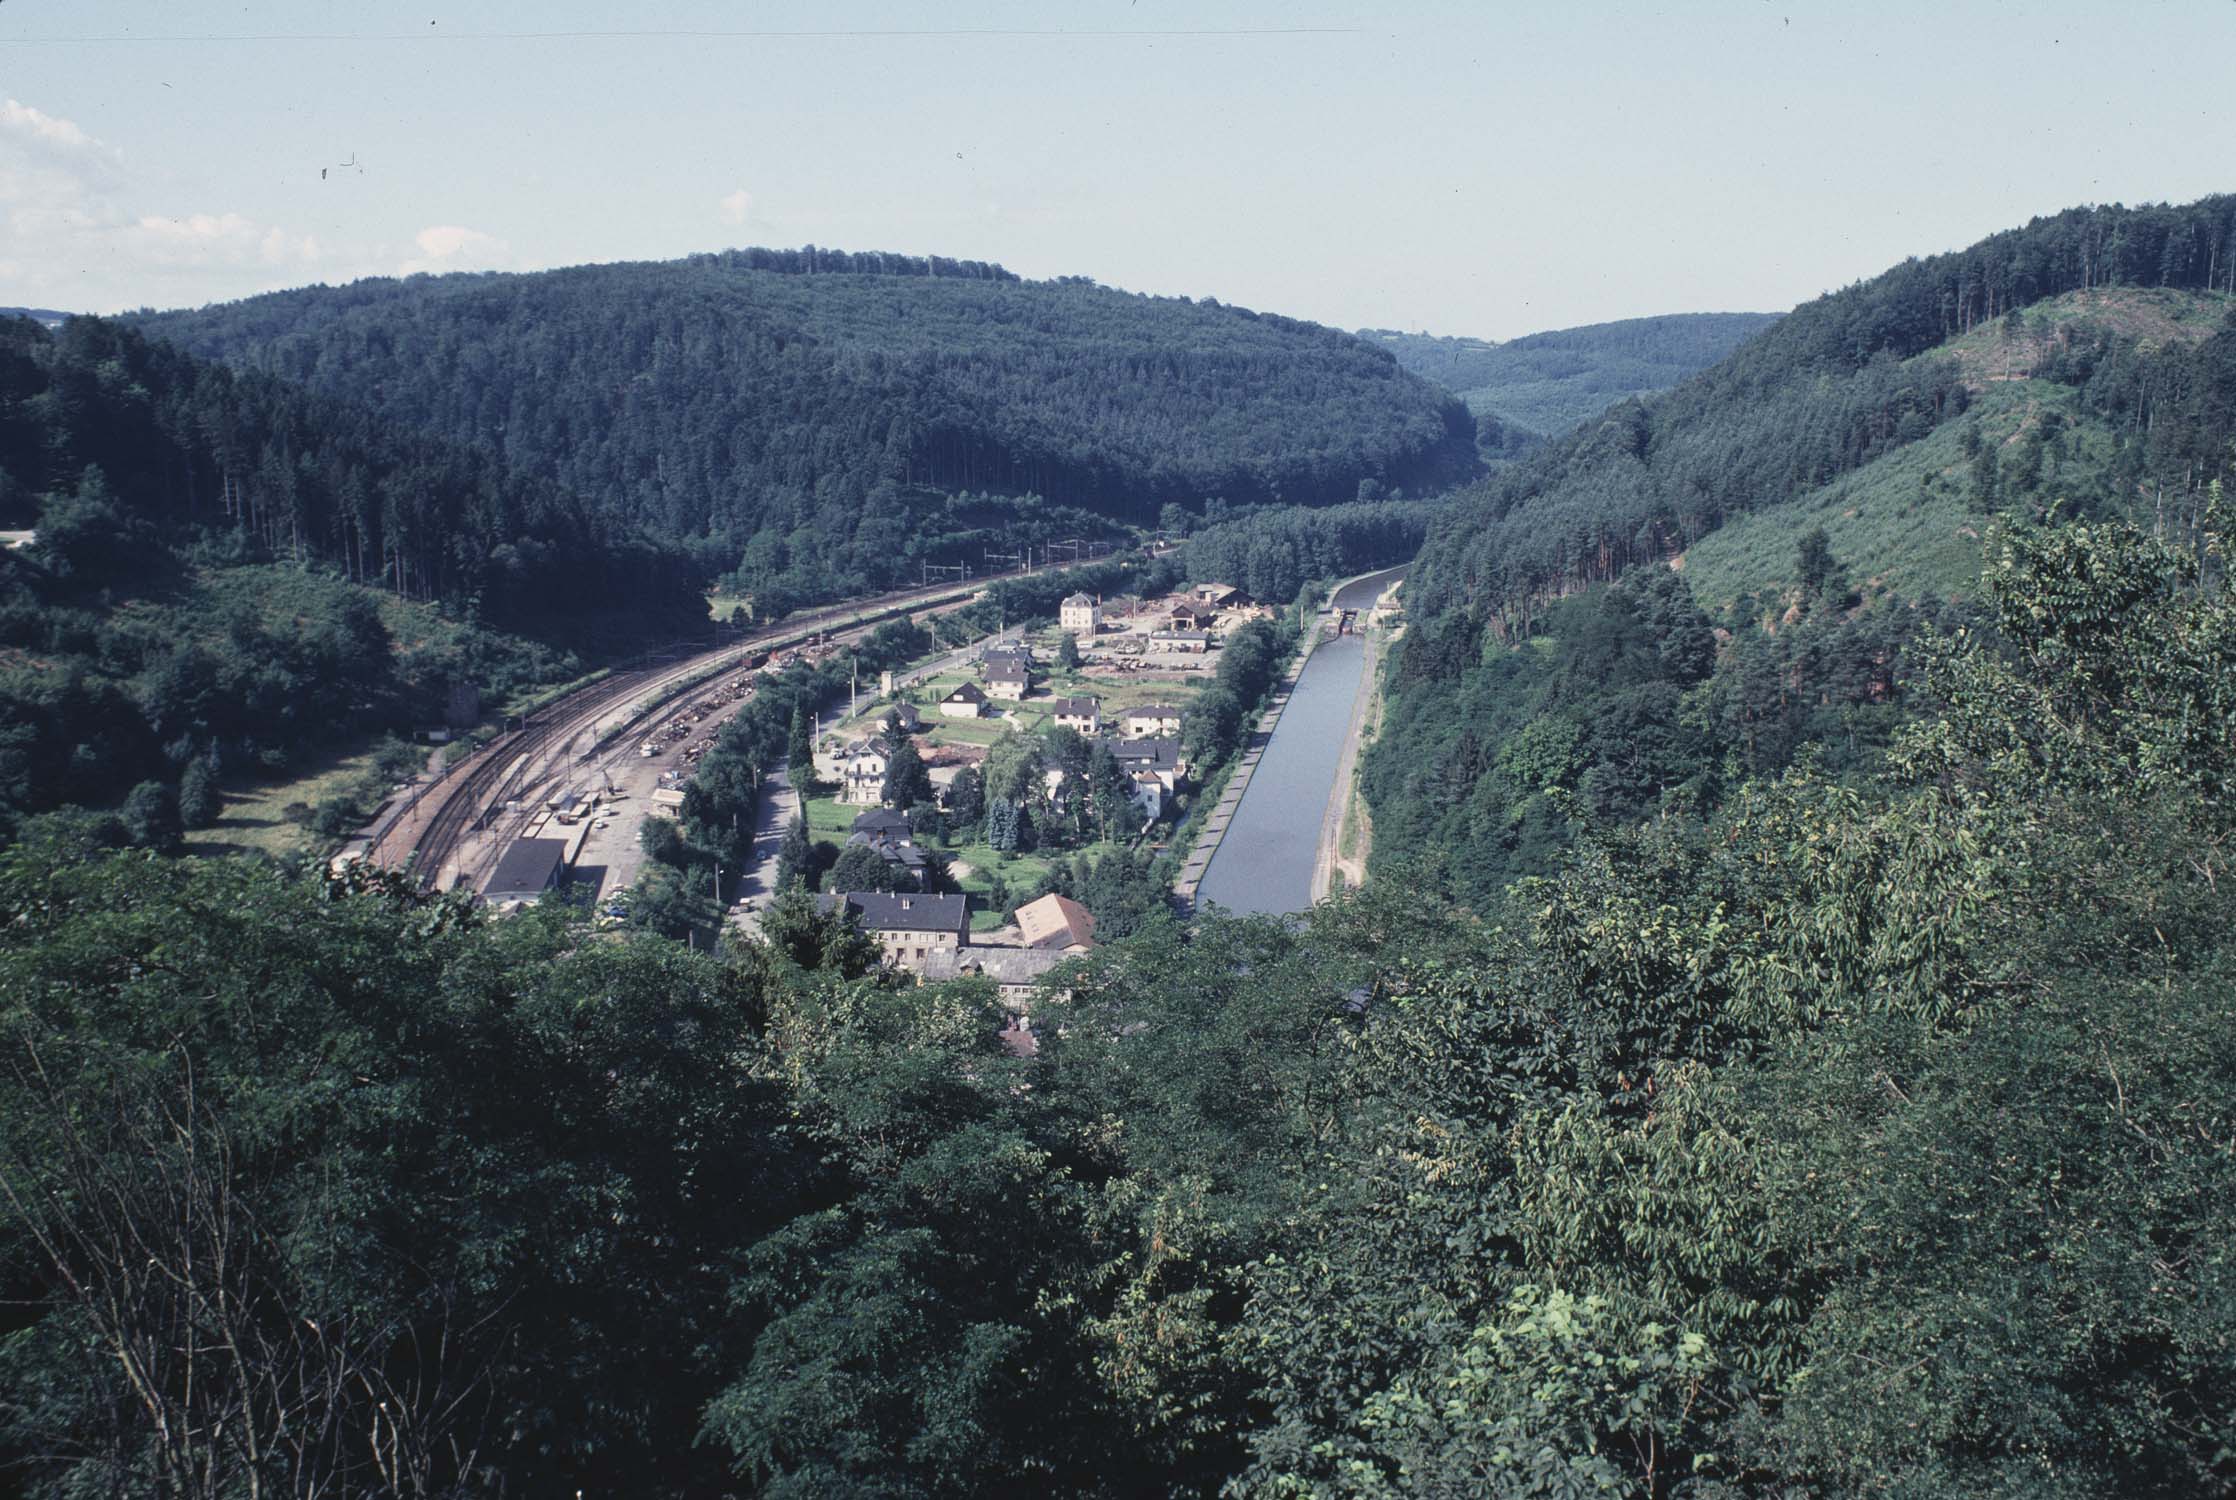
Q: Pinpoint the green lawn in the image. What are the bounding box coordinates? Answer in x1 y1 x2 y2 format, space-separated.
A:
1061 673 1203 715
808 791 1101 920
802 794 857 837
183 736 414 861
923 718 1013 747
946 840 1067 916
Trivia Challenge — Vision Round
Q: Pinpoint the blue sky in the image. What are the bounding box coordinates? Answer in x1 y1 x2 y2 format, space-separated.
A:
3 1 2231 337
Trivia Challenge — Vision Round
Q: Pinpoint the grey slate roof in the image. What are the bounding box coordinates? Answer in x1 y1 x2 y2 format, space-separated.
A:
848 831 928 873
1109 735 1183 772
817 891 970 933
917 946 1070 986
486 837 567 901
850 808 914 842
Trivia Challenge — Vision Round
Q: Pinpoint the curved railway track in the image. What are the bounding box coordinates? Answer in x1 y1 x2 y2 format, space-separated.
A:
390 665 657 887
372 556 1131 892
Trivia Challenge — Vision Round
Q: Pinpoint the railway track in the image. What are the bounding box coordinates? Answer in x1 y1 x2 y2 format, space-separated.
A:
374 554 1129 892
372 663 658 886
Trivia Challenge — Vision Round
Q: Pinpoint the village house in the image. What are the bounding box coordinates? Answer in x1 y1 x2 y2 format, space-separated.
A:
1130 771 1165 822
1167 601 1214 631
850 807 914 843
846 830 929 887
1015 892 1097 952
1192 582 1241 609
877 702 922 735
939 681 990 719
1049 695 1101 735
817 891 971 967
985 656 1031 701
838 735 892 806
1119 704 1185 739
916 946 1074 1006
1059 591 1101 635
1110 735 1185 793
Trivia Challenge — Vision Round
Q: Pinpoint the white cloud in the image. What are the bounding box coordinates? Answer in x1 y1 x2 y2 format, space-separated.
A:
0 98 116 171
399 224 511 276
122 213 328 272
718 187 752 226
0 96 373 310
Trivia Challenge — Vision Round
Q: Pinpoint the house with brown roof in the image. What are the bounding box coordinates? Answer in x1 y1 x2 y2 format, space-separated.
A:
1015 892 1096 952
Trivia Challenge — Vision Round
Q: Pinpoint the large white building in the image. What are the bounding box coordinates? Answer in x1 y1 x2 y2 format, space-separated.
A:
1060 591 1101 635
838 736 891 806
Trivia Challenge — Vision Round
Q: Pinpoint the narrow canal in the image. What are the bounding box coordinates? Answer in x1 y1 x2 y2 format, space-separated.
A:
1193 567 1403 916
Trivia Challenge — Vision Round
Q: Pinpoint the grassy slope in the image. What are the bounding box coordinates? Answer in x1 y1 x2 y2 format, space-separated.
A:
37 562 581 859
1937 285 2235 383
1677 288 2233 610
182 736 409 860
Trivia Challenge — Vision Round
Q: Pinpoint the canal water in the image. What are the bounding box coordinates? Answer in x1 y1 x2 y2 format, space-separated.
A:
1194 567 1404 917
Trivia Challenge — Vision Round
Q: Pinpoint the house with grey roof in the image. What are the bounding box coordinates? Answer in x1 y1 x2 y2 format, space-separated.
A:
818 891 971 967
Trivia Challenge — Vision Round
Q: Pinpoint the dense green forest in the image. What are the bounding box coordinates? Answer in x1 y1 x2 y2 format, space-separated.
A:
0 315 707 844
1366 311 1782 441
1178 495 1446 602
4 199 2235 1497
1356 327 1505 390
4 476 2229 1497
1369 196 2236 908
132 252 1481 611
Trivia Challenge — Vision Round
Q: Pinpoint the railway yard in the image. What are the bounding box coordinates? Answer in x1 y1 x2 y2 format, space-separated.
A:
350 572 1027 907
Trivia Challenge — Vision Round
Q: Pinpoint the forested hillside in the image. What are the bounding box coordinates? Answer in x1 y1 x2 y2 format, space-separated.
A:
1356 326 1503 389
1370 196 2236 905
134 251 1481 610
1368 311 1782 441
0 315 696 843
5 476 2230 1497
